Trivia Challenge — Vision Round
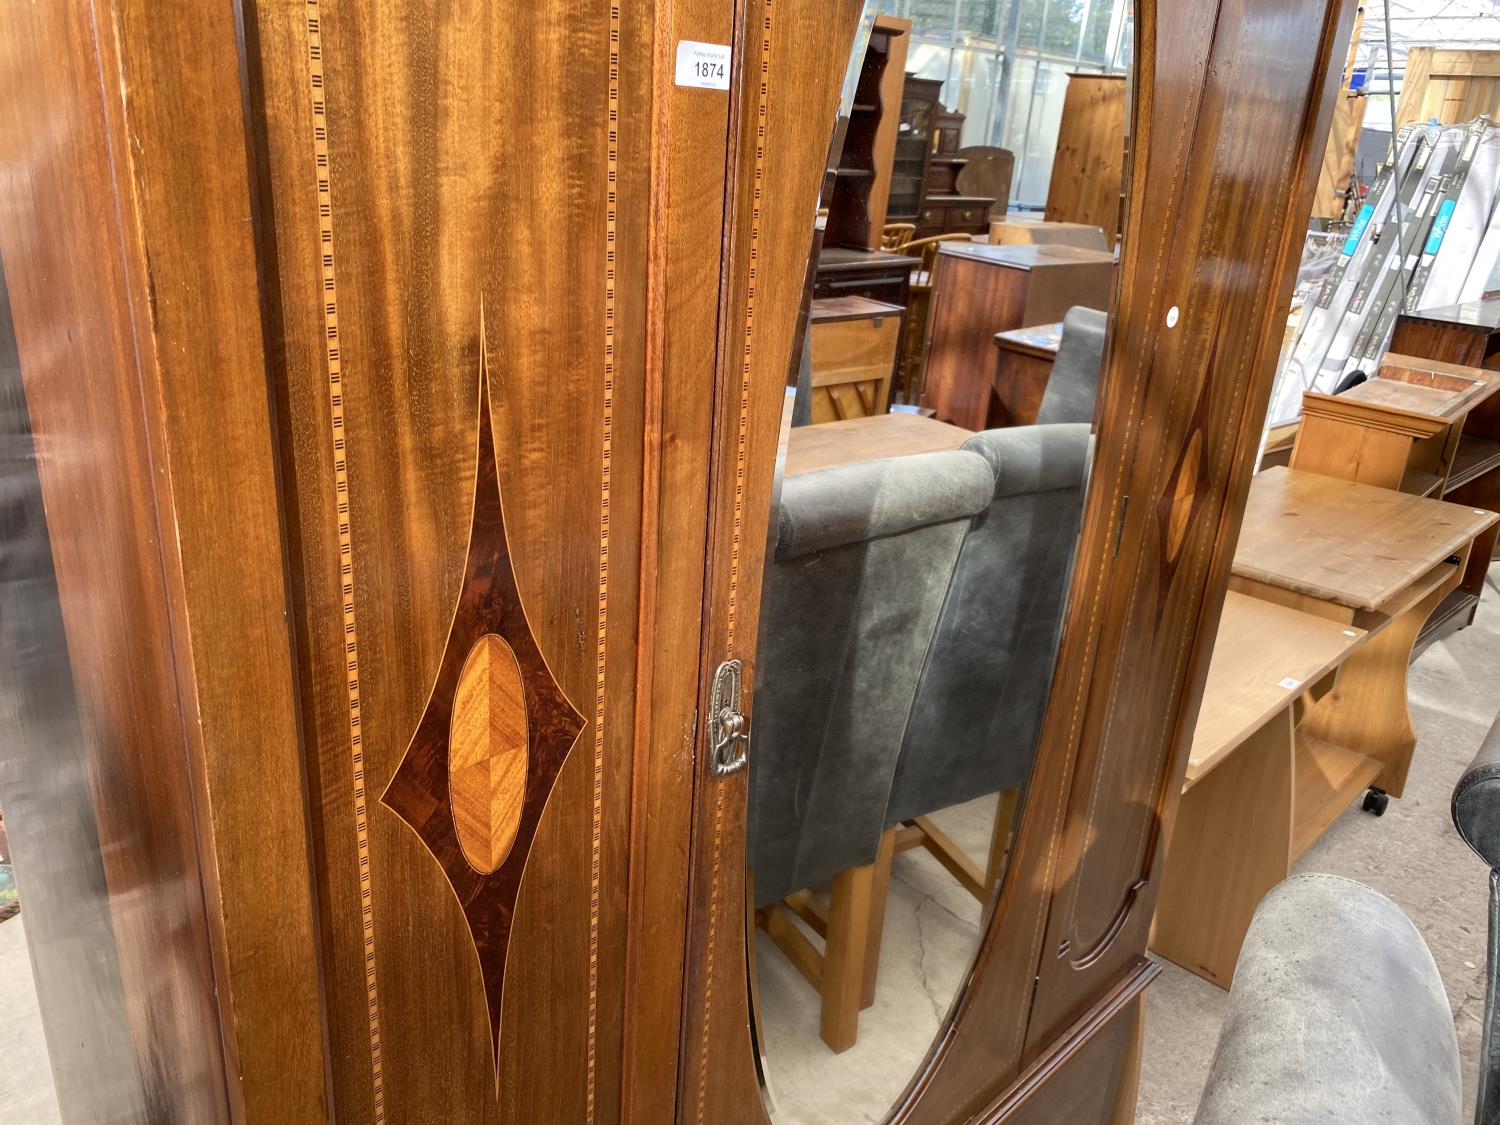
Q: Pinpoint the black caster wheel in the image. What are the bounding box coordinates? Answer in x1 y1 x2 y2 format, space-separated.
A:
1362 787 1389 816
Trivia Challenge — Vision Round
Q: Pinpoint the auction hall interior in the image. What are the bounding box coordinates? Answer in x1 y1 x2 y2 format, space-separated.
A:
3 1 1500 1123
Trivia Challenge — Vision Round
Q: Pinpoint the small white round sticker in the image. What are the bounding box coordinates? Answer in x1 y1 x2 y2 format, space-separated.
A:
1166 306 1180 328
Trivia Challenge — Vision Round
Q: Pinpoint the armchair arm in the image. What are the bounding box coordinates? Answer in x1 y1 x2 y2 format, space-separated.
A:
1454 718 1500 869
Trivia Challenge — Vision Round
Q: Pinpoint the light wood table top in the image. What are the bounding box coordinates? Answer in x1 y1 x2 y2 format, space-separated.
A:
1232 467 1499 612
783 414 974 477
1186 592 1367 785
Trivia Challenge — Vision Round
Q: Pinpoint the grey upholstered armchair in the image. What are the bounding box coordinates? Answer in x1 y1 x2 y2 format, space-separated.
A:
1195 711 1500 1124
1034 305 1108 426
747 448 993 1050
858 422 1091 961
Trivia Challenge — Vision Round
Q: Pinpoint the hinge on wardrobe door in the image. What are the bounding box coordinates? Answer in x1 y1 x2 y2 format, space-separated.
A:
709 659 749 778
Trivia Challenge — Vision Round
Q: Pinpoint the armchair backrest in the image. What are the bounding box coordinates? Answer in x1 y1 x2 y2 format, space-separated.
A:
884 423 1092 827
1034 305 1108 426
747 450 994 907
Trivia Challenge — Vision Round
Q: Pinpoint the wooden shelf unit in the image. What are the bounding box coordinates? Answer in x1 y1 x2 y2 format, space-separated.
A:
825 15 910 251
1390 305 1500 644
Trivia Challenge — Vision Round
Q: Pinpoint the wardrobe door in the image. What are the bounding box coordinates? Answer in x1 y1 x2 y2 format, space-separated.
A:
243 3 710 1120
678 0 1360 1122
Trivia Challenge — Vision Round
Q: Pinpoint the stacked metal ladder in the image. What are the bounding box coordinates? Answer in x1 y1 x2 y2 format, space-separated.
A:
1267 118 1500 427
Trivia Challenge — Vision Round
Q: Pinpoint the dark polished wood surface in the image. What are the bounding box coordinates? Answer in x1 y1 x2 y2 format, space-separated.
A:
0 4 326 1120
245 1 667 1118
684 0 1361 1121
677 2 867 1122
993 324 1064 427
0 0 1357 1120
924 244 1113 429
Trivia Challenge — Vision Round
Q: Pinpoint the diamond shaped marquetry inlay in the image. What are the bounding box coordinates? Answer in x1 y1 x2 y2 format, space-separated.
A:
381 340 584 1073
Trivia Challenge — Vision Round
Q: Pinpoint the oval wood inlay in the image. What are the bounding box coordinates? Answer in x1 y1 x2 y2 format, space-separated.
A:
449 634 529 874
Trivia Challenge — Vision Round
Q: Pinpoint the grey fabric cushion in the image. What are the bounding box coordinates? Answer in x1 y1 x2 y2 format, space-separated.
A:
748 450 994 907
1034 306 1107 426
1453 720 1500 1125
1195 873 1461 1125
884 424 1091 826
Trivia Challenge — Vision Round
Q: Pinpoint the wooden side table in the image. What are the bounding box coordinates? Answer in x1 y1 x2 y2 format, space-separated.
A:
1289 352 1500 644
922 242 1113 429
991 322 1062 427
783 414 972 477
1230 467 1498 807
1151 592 1369 987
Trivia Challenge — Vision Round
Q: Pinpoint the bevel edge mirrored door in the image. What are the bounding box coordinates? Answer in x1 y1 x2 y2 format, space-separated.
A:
672 0 1362 1121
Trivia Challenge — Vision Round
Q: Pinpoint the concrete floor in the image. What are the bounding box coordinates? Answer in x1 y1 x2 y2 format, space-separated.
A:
757 796 997 1124
0 913 62 1124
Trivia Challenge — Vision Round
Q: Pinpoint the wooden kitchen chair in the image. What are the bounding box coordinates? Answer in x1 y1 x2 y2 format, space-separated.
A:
747 449 992 1052
864 423 1093 1005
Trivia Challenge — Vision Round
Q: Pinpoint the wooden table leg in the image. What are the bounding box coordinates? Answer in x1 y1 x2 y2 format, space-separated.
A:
1150 709 1294 988
822 862 876 1051
1298 571 1460 799
860 828 896 1009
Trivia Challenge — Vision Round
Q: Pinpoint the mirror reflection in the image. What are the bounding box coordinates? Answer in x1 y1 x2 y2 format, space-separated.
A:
745 2 1132 1120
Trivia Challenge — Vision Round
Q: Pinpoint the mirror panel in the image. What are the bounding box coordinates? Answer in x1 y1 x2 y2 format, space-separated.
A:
743 3 1133 1119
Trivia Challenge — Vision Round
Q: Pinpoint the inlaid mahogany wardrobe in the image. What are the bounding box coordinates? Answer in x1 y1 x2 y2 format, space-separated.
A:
0 0 1354 1121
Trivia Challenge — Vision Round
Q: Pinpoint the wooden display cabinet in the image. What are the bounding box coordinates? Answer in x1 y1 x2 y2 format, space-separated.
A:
887 75 940 226
923 243 1114 429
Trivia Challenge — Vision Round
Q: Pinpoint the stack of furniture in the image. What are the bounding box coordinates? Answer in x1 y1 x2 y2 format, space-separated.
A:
1045 73 1127 248
923 243 1114 428
824 15 911 252
1288 351 1500 644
